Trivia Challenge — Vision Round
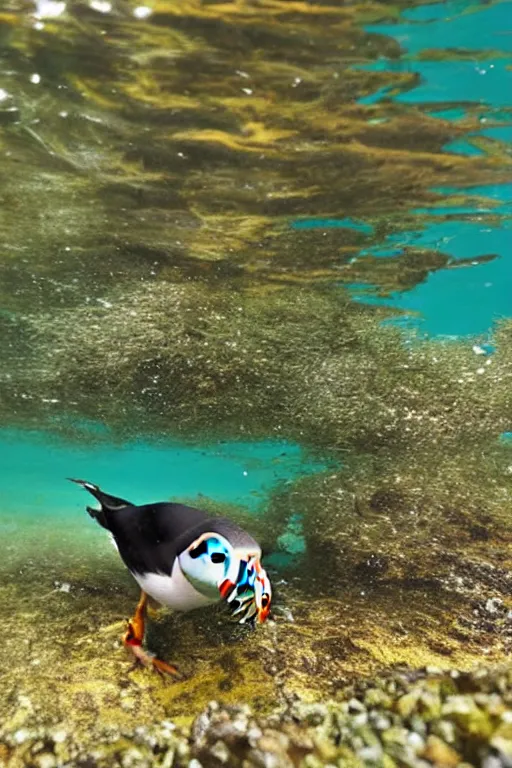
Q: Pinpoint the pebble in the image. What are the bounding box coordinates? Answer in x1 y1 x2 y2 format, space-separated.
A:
13 728 30 744
35 755 56 768
51 729 67 743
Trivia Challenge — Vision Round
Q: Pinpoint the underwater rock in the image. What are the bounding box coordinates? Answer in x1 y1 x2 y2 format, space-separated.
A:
3 664 512 767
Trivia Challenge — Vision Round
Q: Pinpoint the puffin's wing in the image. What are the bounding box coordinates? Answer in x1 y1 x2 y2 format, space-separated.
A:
90 499 210 577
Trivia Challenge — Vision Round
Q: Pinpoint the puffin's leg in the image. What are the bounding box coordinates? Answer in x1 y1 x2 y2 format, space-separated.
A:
122 590 180 677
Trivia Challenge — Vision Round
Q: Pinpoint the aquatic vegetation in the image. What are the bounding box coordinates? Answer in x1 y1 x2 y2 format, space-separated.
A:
3 281 511 447
1 0 509 439
267 446 512 604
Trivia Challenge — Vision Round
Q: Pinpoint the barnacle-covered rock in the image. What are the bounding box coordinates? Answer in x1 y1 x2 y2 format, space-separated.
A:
4 665 512 768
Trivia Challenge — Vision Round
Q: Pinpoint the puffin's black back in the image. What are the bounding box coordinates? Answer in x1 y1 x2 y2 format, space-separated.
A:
72 480 261 576
102 501 210 576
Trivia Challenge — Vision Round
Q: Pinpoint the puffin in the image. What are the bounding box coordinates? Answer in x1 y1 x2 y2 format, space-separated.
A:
69 478 272 676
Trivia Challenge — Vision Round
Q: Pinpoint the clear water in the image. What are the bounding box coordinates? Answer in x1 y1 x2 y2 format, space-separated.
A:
1 0 512 737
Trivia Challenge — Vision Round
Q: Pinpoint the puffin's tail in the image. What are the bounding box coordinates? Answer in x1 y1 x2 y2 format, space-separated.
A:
68 478 132 528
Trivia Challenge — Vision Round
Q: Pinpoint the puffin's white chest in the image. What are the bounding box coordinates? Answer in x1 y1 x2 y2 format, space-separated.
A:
133 559 218 612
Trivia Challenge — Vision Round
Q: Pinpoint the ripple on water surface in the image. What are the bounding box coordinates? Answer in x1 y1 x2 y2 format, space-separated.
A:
350 0 512 336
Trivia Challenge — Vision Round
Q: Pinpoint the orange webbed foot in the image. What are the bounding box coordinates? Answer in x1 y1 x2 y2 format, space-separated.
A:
124 636 181 678
122 592 181 679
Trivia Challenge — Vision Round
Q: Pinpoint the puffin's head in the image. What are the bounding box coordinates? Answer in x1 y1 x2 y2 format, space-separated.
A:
178 531 271 624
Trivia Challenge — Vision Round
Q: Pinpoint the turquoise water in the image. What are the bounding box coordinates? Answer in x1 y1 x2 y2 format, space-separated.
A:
0 429 325 519
356 219 512 336
0 429 324 569
352 0 512 337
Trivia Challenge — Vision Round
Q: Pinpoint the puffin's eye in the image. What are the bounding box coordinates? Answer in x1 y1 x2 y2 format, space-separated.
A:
211 552 226 564
261 594 270 608
189 540 208 559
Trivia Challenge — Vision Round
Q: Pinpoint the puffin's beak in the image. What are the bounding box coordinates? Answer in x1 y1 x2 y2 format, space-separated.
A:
254 559 272 624
219 555 272 625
